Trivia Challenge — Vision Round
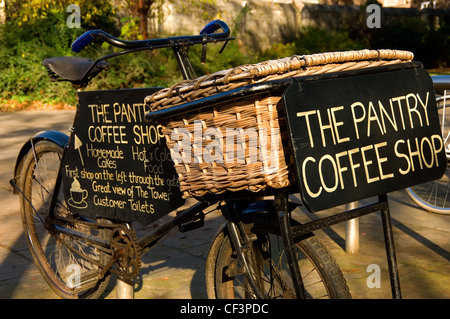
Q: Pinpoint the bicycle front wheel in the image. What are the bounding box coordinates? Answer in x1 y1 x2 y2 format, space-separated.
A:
206 216 351 299
18 140 111 299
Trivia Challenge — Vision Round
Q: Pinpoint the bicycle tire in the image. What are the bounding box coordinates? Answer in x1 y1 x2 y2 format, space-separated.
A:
205 213 351 299
18 140 111 299
406 167 450 215
405 89 450 215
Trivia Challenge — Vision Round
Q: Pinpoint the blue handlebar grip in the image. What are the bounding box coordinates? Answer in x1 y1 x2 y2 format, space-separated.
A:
200 20 221 35
71 30 95 53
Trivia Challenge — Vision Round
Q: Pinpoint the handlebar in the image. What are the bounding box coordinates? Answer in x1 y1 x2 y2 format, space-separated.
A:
200 20 228 35
71 19 231 53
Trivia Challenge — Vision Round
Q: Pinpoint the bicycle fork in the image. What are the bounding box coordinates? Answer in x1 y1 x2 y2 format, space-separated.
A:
273 193 308 299
221 202 265 298
221 193 307 299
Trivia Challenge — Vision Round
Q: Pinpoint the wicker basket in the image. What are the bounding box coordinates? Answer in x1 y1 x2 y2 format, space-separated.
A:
145 49 414 198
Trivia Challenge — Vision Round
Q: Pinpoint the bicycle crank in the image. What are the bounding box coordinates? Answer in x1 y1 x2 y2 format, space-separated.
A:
109 226 141 280
50 216 141 281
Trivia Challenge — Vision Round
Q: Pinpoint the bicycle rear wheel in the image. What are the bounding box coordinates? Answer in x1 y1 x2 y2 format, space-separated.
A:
18 140 111 299
206 214 351 299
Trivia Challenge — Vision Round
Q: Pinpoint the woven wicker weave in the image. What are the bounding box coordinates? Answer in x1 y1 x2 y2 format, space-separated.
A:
145 49 414 198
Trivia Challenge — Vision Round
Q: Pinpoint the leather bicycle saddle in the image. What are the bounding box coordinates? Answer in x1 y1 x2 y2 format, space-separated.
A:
43 56 109 85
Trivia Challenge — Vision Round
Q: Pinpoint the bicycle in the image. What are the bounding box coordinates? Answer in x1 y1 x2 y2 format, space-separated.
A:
9 20 445 300
406 75 450 215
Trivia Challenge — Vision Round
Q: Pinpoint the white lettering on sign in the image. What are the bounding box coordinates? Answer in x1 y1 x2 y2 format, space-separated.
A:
296 90 442 199
63 96 182 222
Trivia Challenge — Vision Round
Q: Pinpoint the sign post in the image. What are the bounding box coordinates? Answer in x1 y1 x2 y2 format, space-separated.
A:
345 202 359 254
117 278 134 299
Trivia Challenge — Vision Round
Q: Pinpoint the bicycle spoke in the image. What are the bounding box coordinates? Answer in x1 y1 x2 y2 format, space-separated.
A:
222 230 332 299
19 141 113 298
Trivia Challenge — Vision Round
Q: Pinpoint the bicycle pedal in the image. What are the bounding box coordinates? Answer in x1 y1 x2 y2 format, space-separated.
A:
67 269 99 291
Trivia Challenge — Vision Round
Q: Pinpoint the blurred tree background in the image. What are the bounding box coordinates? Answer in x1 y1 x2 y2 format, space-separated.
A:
0 0 449 110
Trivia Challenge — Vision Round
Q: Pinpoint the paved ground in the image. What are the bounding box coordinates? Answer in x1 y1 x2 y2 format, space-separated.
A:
0 110 449 299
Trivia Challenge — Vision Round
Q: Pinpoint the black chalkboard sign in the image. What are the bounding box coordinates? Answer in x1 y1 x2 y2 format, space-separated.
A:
61 88 185 225
283 67 447 212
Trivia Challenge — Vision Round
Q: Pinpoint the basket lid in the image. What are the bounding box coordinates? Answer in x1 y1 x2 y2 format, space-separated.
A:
145 49 414 112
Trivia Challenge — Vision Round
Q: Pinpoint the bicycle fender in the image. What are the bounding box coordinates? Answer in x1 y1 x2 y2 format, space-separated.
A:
11 130 69 194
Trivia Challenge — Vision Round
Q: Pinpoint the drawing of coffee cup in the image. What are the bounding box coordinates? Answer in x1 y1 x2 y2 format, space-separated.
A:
71 188 88 204
69 178 88 207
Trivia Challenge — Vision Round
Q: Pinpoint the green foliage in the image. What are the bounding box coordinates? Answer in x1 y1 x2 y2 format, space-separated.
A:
1 1 450 109
261 27 367 59
189 41 260 77
0 0 258 107
88 49 183 91
5 0 117 31
294 28 367 55
0 0 117 105
367 16 450 69
120 17 142 40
